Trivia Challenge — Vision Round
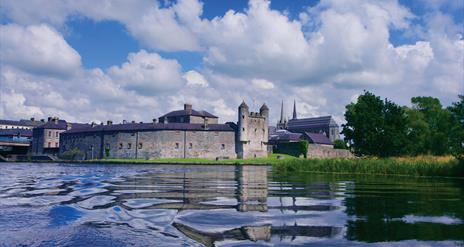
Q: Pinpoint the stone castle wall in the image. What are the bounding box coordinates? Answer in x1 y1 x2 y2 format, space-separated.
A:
60 129 236 160
307 144 354 158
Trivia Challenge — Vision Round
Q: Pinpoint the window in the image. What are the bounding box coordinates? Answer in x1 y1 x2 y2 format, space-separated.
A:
189 143 193 149
119 143 123 149
55 142 58 147
138 142 143 149
55 132 58 137
128 143 132 149
48 131 51 137
214 131 219 136
175 143 179 149
242 128 245 131
242 115 245 119
221 144 225 150
131 133 135 136
254 128 257 133
48 142 51 148
106 143 110 149
175 131 180 135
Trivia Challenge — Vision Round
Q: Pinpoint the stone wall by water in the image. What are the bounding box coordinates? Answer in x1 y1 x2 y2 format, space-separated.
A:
307 144 354 158
60 130 236 160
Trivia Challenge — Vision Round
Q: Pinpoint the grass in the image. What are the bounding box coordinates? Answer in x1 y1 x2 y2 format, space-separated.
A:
84 153 297 165
80 154 463 178
273 155 464 178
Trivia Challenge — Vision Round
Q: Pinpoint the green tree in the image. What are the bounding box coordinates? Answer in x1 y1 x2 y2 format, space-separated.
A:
342 91 408 157
405 108 430 155
409 96 453 155
448 95 464 160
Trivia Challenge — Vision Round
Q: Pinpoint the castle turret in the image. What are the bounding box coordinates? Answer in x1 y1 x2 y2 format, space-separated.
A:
236 101 269 159
238 101 249 142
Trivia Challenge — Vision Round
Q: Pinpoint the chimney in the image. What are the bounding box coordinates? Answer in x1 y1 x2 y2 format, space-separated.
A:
122 120 127 124
40 119 45 122
184 103 192 114
66 123 72 130
131 120 135 123
152 118 157 124
203 118 209 130
53 117 59 124
107 120 113 126
30 117 35 121
91 122 96 127
48 117 52 122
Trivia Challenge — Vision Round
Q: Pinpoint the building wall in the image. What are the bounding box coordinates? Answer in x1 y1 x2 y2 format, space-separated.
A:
307 144 353 158
0 124 32 130
61 129 236 160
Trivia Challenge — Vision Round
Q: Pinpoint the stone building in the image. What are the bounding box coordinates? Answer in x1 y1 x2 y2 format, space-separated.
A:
0 118 43 130
31 117 88 155
158 104 219 124
236 101 269 159
59 102 269 160
277 100 340 142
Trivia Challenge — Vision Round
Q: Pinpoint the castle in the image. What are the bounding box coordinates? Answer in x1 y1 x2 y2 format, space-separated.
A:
59 102 268 160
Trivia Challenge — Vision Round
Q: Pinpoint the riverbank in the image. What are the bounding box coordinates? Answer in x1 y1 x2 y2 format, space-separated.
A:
273 156 464 178
81 154 296 165
79 155 464 178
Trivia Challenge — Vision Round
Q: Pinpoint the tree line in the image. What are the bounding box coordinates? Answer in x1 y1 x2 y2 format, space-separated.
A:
342 91 464 159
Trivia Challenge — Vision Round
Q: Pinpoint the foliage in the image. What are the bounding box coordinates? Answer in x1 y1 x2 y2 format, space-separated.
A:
448 95 464 160
274 141 308 158
342 91 408 157
407 96 454 156
60 148 85 160
272 156 463 178
333 139 347 149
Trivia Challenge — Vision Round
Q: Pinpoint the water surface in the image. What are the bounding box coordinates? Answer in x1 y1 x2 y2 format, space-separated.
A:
0 163 463 246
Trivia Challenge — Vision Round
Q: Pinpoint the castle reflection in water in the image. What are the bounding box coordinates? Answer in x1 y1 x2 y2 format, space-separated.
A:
106 165 343 246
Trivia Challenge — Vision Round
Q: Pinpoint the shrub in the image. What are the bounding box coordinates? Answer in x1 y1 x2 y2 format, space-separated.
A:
60 148 85 160
333 139 347 149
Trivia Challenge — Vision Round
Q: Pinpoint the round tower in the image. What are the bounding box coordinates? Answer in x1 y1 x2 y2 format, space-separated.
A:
238 101 249 142
259 103 269 126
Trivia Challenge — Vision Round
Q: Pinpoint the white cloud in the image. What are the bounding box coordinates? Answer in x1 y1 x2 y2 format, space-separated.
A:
108 50 184 94
0 0 462 127
0 24 81 77
251 79 274 89
183 70 208 87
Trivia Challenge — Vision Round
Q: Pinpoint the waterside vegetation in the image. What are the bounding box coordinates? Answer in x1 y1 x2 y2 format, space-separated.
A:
82 155 464 178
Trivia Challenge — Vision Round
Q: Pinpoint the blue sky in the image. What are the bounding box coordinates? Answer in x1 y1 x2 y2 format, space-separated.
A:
0 0 463 123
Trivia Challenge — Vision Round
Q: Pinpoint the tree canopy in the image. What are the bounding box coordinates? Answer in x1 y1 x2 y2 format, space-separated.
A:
342 92 463 159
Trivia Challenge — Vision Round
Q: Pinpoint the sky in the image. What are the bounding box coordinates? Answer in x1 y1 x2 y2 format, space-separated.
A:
0 0 463 125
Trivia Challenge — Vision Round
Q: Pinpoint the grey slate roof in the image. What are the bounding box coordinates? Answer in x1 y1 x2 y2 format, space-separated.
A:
35 120 90 130
0 119 40 127
304 132 332 145
269 129 304 142
0 129 32 137
160 109 218 119
287 116 338 129
63 122 234 135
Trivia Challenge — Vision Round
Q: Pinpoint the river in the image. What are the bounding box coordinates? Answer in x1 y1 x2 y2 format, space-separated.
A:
0 163 463 246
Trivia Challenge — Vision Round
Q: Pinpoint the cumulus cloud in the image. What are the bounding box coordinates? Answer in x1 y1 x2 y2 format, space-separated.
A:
0 0 200 51
108 50 185 94
183 70 209 87
0 24 81 77
0 0 462 126
251 79 274 89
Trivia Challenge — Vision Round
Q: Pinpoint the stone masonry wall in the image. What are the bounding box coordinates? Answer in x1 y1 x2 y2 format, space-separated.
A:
61 129 236 160
307 144 354 158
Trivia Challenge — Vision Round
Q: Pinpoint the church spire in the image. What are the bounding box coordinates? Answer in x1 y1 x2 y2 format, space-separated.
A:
279 100 285 123
292 99 297 120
